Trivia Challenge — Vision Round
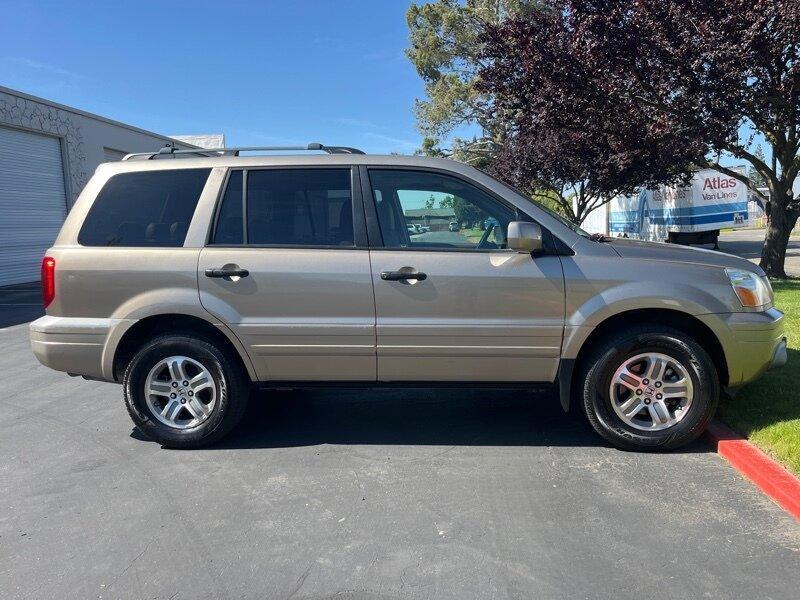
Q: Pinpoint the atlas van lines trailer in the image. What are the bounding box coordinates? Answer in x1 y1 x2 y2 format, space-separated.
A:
580 168 750 246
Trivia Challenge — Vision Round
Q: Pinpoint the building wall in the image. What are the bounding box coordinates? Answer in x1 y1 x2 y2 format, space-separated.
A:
0 86 194 207
171 134 225 149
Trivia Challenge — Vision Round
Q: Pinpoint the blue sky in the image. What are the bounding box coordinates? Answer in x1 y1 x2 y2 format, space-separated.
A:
0 1 432 154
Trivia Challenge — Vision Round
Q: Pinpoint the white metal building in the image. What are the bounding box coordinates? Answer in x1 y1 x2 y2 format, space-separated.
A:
171 134 225 149
0 85 202 286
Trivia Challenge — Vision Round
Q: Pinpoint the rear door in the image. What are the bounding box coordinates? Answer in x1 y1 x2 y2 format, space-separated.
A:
363 167 565 382
198 167 376 382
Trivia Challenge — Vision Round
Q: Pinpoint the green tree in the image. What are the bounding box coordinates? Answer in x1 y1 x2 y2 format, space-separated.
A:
437 193 486 227
748 146 768 196
406 0 538 161
478 0 800 277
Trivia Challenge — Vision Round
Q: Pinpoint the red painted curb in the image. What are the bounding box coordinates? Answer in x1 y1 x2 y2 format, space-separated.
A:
704 420 800 521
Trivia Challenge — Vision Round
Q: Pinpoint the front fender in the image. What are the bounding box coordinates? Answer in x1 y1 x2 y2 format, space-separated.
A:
560 257 737 360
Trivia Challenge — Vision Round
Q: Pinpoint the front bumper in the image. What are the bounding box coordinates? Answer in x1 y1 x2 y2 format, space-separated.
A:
770 337 788 370
698 307 786 387
30 316 123 381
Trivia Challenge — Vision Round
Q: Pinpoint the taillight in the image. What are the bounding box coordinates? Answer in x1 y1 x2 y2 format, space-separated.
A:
41 256 55 308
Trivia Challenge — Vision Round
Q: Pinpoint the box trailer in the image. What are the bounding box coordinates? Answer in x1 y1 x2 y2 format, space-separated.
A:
603 168 750 246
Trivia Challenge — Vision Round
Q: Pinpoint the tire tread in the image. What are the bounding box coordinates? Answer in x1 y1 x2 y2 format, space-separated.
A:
123 333 249 449
579 325 719 451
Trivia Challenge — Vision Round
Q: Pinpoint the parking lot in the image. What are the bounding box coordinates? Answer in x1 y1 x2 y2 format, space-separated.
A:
2 318 799 599
718 228 800 277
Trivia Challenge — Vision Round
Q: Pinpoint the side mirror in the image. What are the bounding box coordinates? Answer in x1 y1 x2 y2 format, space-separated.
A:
507 221 543 253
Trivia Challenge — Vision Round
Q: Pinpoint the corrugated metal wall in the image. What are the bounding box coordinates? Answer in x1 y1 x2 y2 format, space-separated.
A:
0 126 67 286
102 147 127 163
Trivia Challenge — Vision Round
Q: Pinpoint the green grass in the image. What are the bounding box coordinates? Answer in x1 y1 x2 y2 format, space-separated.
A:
718 280 800 474
462 227 484 244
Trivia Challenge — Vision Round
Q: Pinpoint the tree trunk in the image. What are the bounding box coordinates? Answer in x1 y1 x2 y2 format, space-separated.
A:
759 201 799 278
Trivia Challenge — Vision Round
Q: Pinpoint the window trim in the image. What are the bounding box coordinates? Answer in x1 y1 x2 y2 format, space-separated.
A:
360 165 548 254
206 165 367 249
241 168 249 244
206 167 240 246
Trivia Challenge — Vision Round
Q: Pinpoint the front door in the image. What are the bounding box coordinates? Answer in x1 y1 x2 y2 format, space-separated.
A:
198 167 376 381
364 168 565 382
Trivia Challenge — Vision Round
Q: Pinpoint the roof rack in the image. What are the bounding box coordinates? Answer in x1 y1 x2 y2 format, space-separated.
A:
122 142 365 161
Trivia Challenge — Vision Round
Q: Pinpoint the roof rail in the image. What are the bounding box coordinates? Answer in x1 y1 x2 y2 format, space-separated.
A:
122 142 365 161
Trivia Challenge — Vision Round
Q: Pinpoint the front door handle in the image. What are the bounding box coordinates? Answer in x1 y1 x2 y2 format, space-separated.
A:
380 270 427 281
205 267 249 278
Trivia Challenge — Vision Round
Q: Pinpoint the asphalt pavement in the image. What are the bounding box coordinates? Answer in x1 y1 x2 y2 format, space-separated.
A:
0 282 43 328
718 228 800 277
1 322 799 599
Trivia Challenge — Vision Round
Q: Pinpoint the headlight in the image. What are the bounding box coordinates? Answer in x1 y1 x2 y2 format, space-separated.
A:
725 268 772 308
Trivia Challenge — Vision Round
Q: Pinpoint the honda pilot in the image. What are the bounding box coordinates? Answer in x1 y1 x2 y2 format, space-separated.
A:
30 144 787 450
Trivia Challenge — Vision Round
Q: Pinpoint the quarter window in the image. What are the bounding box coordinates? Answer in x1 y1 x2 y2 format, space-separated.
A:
368 169 516 250
78 169 211 247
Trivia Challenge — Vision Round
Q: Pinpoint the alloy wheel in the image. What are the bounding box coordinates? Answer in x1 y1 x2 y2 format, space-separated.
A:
144 356 217 429
609 352 694 431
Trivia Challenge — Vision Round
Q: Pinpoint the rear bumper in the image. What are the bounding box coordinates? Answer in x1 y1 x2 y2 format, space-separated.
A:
29 316 123 381
698 307 786 387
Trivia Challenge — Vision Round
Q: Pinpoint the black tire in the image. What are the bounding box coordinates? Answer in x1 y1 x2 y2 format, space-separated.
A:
123 334 249 448
579 325 719 451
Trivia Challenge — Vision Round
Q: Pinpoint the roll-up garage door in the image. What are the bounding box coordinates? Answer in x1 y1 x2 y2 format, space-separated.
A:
0 126 68 286
103 147 127 163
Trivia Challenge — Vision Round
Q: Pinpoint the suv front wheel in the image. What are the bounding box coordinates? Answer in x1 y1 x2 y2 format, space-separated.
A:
580 325 719 451
123 334 249 448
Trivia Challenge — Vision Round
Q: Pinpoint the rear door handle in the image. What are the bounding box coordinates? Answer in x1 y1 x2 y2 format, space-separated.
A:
380 270 427 281
205 267 249 278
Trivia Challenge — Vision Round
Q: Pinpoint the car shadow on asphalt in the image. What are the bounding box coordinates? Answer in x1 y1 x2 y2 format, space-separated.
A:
0 283 44 328
131 388 711 453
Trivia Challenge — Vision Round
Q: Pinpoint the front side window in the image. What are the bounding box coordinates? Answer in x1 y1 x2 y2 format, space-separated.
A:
212 168 354 247
78 168 211 247
368 169 516 250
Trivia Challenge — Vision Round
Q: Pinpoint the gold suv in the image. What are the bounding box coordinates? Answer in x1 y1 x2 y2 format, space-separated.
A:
30 144 786 449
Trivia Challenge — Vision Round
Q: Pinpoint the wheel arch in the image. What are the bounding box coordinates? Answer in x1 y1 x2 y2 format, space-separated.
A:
557 308 728 412
109 313 256 383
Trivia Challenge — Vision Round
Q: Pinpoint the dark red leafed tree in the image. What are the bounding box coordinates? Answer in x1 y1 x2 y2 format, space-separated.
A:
478 0 800 277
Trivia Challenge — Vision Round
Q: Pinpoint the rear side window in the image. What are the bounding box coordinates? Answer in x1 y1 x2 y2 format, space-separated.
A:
78 169 211 247
211 168 354 247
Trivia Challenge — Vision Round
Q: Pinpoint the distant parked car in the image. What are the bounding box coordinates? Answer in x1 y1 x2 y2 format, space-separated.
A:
418 225 430 233
449 221 460 232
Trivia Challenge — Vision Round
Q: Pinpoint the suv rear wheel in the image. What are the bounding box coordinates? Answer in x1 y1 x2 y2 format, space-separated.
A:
580 325 719 451
123 334 249 448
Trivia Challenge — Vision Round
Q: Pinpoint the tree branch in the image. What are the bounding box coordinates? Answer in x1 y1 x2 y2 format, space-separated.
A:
723 142 779 189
